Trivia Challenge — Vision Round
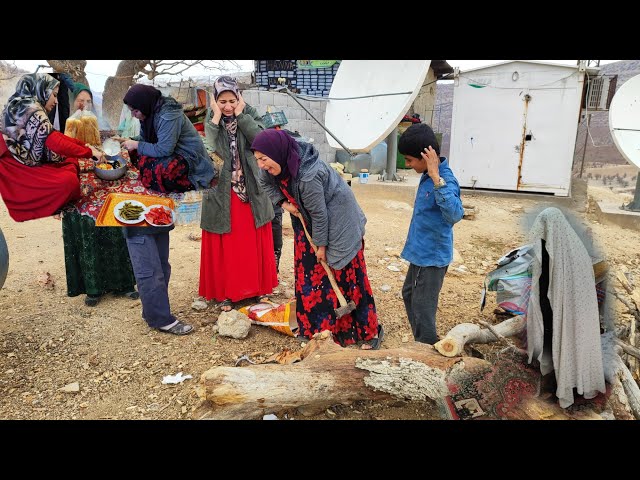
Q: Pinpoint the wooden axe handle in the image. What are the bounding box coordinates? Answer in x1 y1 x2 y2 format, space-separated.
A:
295 212 348 308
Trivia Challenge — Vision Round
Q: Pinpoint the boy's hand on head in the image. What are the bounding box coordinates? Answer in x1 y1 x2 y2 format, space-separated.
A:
421 146 440 182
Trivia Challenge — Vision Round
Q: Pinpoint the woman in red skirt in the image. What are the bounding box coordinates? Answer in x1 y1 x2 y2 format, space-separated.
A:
199 76 277 311
0 73 104 222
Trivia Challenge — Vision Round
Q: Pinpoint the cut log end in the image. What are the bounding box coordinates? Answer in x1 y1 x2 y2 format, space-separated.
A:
434 339 460 357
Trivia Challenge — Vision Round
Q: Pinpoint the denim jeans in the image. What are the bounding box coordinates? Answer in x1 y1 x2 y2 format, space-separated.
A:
402 264 448 344
125 232 176 329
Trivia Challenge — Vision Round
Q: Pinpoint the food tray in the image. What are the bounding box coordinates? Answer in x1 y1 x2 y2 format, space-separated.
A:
96 192 175 227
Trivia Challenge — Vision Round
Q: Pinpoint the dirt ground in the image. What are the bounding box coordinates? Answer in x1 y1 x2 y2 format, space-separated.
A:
1 169 638 420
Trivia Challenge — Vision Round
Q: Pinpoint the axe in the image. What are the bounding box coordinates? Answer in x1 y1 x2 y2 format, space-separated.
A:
295 212 356 319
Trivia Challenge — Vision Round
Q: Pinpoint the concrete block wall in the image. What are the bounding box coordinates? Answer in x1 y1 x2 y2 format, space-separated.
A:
242 89 337 164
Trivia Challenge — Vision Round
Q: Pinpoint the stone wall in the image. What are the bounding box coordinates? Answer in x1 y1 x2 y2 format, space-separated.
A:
242 89 337 164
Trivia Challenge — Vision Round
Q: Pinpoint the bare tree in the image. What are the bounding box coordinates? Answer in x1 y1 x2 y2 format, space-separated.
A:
0 61 24 81
102 60 240 129
46 60 88 85
141 60 239 81
102 60 151 129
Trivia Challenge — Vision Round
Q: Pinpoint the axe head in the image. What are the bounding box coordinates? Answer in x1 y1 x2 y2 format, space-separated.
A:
334 301 356 319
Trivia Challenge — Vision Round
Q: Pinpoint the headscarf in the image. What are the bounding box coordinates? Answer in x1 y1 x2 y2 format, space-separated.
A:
0 73 61 166
398 122 440 157
212 76 248 202
71 82 93 105
213 75 240 101
123 84 163 144
250 129 301 180
73 82 93 100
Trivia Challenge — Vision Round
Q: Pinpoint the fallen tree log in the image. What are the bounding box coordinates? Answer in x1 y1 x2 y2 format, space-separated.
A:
602 332 640 420
194 329 635 420
195 331 487 420
616 338 640 361
434 316 526 357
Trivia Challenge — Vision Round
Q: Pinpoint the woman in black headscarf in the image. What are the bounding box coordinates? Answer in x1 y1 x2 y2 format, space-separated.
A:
117 83 216 336
121 84 215 193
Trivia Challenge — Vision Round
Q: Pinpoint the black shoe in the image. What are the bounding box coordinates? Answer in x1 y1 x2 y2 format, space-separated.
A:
122 290 139 300
114 288 139 300
157 321 194 336
274 248 282 274
84 294 102 307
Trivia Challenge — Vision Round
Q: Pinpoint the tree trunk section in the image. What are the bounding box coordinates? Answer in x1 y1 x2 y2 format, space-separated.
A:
195 331 483 420
434 316 526 357
195 329 635 420
102 60 150 129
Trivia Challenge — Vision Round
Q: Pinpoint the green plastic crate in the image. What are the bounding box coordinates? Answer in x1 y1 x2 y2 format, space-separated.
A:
262 111 288 129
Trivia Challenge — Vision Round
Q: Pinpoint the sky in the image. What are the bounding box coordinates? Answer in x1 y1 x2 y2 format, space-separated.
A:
3 60 620 93
4 60 255 93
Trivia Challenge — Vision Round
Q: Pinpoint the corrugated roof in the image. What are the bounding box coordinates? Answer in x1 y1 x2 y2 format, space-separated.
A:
460 60 599 75
432 60 454 78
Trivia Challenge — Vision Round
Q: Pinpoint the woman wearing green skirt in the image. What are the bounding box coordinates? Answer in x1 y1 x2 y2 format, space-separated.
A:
62 211 138 305
61 83 138 306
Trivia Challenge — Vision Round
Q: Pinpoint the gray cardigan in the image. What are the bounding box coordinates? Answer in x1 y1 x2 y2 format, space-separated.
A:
260 141 367 270
200 105 274 234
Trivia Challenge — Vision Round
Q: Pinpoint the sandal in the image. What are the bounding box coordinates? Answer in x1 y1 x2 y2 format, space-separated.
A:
219 299 234 312
157 321 194 336
255 295 272 303
361 324 384 350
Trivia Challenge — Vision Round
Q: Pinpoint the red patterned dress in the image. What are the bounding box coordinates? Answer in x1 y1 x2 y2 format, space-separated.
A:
279 178 378 346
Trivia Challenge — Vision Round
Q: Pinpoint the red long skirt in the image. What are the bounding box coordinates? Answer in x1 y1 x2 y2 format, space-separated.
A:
199 190 278 303
0 152 81 222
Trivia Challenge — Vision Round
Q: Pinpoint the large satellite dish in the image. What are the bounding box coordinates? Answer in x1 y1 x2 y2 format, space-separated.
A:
325 60 431 152
609 73 640 169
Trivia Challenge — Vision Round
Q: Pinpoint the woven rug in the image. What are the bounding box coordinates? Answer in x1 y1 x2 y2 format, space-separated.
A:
441 348 541 420
440 348 614 420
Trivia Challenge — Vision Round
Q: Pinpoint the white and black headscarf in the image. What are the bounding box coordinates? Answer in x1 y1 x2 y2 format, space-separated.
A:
0 73 61 166
214 76 248 202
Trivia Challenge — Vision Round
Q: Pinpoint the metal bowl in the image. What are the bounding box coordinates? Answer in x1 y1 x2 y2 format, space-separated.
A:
94 156 127 181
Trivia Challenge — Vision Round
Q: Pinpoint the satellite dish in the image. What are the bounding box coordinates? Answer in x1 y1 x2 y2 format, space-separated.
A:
325 60 431 152
609 73 640 169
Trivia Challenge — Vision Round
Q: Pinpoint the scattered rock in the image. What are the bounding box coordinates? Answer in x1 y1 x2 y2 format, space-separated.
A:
217 310 252 339
188 232 202 242
387 264 401 272
59 382 80 394
380 285 392 292
36 272 55 290
191 299 208 311
401 334 410 343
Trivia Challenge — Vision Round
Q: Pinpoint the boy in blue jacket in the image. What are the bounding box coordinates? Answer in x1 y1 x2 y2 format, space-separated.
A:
398 123 464 344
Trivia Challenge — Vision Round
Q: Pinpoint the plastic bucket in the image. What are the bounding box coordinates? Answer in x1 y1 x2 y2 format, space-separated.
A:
359 172 369 184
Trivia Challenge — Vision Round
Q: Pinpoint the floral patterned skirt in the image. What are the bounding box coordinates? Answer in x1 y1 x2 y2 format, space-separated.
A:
291 214 378 346
137 154 194 193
